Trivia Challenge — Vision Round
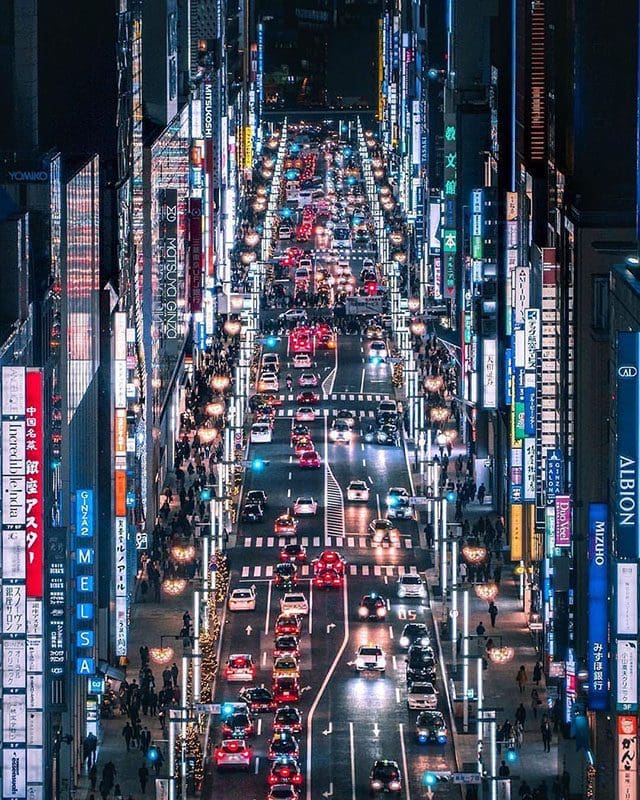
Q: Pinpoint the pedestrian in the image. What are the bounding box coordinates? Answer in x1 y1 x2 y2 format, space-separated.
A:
515 702 527 727
485 637 495 652
476 621 486 638
541 716 553 752
488 601 498 628
519 782 532 800
153 748 164 776
114 785 123 800
516 665 528 694
182 610 192 630
424 523 434 548
171 662 179 687
514 719 524 749
498 760 511 778
99 780 109 800
138 764 149 793
477 483 486 504
459 561 467 582
533 660 543 686
493 563 502 585
89 764 98 791
103 761 116 791
122 721 133 752
531 688 542 718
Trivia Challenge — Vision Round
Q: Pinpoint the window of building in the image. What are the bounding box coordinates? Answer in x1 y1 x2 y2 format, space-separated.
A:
591 275 609 333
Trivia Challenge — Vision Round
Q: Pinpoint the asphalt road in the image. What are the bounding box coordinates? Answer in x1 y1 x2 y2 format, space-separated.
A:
203 138 459 800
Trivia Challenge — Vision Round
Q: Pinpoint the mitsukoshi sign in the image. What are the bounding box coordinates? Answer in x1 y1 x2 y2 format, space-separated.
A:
616 332 640 559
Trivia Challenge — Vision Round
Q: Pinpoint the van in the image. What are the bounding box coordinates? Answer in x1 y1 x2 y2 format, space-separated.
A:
333 226 351 250
369 340 388 362
262 354 280 370
297 190 313 208
250 423 273 443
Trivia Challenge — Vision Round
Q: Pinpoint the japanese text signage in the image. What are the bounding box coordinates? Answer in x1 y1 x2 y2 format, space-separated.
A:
545 450 564 503
555 495 572 547
587 504 609 710
618 715 638 800
616 332 640 558
75 489 96 677
158 188 179 340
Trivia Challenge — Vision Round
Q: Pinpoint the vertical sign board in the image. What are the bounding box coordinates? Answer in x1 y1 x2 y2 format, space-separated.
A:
2 367 27 800
617 640 638 712
482 338 497 409
616 332 640 559
617 562 639 714
113 313 128 657
618 715 638 800
158 188 179 341
555 495 572 547
587 504 609 710
617 563 639 637
187 198 203 312
510 504 523 561
442 114 456 298
545 449 563 504
75 489 96 681
24 369 44 795
523 438 536 501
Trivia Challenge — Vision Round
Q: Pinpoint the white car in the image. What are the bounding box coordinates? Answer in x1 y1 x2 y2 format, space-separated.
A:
279 308 308 322
407 681 438 710
397 573 427 599
213 739 252 771
279 226 293 240
369 341 388 362
250 423 272 444
354 644 386 674
347 480 370 502
293 496 318 516
386 487 412 520
293 353 312 369
262 354 280 371
295 406 315 422
298 373 319 387
377 399 397 415
280 593 309 616
259 374 279 392
329 419 352 443
228 587 257 611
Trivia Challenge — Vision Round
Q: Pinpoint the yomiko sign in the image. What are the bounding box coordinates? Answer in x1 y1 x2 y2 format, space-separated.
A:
616 332 640 558
158 188 179 340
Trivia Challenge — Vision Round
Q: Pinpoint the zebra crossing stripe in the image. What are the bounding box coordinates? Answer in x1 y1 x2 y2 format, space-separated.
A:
349 564 357 575
265 565 273 577
243 538 252 548
340 394 346 400
267 537 274 547
366 395 372 401
313 536 320 547
256 537 263 547
362 565 370 576
374 565 382 576
347 537 355 548
241 566 250 577
349 394 355 401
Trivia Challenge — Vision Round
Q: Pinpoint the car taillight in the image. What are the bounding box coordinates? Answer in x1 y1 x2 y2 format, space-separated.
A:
292 774 303 784
268 775 277 785
371 780 383 790
376 607 386 617
242 750 250 758
281 769 290 777
389 781 401 791
358 606 368 617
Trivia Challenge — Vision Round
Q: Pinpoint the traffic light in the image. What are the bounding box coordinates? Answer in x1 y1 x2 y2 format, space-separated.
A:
222 702 235 717
147 746 159 763
423 773 437 787
505 747 518 764
265 335 277 349
446 489 456 503
200 487 212 502
252 458 267 471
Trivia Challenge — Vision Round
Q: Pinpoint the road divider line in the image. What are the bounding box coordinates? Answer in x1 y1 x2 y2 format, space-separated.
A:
399 723 411 800
255 756 260 774
360 367 366 395
309 583 313 635
264 579 272 635
349 722 356 800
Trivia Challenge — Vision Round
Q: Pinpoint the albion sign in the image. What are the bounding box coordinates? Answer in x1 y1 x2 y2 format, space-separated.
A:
616 332 640 558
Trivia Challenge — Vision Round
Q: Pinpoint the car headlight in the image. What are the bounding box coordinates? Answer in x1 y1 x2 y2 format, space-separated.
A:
437 734 447 744
389 781 401 791
419 587 427 597
376 607 386 617
358 606 369 617
399 636 410 648
418 733 428 743
398 588 406 597
371 781 383 790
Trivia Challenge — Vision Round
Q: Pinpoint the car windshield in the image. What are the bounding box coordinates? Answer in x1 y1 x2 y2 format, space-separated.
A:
404 624 427 636
277 708 298 722
271 789 293 799
298 497 313 504
286 595 305 603
231 714 249 726
360 647 381 657
350 481 366 489
234 590 252 598
373 765 399 780
402 576 422 585
408 650 434 666
410 683 433 693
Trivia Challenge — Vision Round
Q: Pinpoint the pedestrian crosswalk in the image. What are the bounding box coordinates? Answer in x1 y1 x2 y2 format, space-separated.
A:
239 563 419 579
239 534 414 549
276 393 388 403
275 407 381 418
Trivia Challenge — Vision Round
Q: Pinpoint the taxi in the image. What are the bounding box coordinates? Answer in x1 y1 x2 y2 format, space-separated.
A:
224 654 256 682
274 514 298 536
272 655 300 680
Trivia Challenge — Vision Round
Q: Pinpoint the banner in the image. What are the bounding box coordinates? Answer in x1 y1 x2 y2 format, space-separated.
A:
587 503 609 710
554 495 572 547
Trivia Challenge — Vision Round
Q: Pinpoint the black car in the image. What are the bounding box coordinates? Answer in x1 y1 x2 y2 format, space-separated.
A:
376 410 398 426
241 503 264 523
272 705 303 733
239 686 277 713
246 490 268 507
369 759 402 797
273 563 298 590
406 645 437 684
399 623 431 651
376 425 399 446
357 593 387 621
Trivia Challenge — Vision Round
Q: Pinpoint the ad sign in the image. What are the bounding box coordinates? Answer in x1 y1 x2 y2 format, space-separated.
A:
482 338 497 409
617 640 638 711
587 503 609 710
525 308 540 369
24 370 43 598
545 450 563 503
523 438 536 501
158 188 179 340
617 563 638 636
188 198 203 312
512 268 530 325
617 715 638 800
616 332 640 559
75 489 96 677
554 495 572 547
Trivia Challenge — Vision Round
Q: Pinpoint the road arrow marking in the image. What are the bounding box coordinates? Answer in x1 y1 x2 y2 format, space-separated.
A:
246 625 253 635
322 722 333 736
322 782 334 798
373 722 380 737
300 685 311 694
326 623 336 634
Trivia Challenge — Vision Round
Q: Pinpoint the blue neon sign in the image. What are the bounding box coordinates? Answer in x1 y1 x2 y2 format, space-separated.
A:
587 503 609 710
75 489 96 678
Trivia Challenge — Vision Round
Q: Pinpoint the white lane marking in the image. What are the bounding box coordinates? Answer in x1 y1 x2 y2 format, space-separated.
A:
289 455 293 464
360 442 365 452
376 493 381 517
360 368 366 394
288 488 291 498
265 579 272 635
349 722 357 800
309 583 313 635
289 472 292 480
362 458 366 467
399 723 412 800
255 756 260 774
388 625 394 640
395 687 401 704
392 655 397 671
262 651 267 667
257 718 262 737
306 580 350 800
368 475 374 484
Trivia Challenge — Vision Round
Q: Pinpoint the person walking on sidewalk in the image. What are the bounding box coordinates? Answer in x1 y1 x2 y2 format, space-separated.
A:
533 660 543 686
138 764 149 793
516 665 528 694
515 702 527 727
488 601 499 628
476 621 486 638
531 688 542 718
541 716 553 752
89 764 98 791
171 662 179 688
498 761 511 778
122 721 133 752
477 483 486 504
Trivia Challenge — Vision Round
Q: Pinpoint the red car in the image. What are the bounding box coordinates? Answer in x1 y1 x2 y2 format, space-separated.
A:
313 567 343 589
274 514 298 536
313 550 346 575
268 757 304 786
290 424 310 445
274 614 303 637
272 677 301 705
279 544 307 564
272 706 303 734
299 450 321 469
291 337 313 354
293 437 314 456
296 390 320 404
